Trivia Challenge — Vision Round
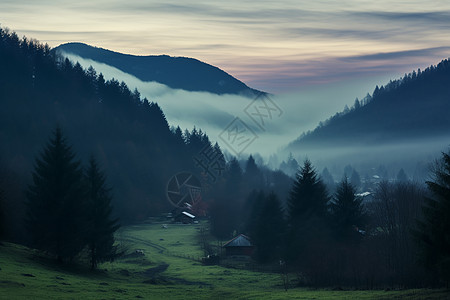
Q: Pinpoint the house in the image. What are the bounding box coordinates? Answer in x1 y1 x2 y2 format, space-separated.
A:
174 211 196 224
223 234 255 257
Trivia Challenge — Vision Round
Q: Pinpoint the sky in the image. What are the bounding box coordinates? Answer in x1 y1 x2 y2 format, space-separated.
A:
2 0 450 93
2 1 450 162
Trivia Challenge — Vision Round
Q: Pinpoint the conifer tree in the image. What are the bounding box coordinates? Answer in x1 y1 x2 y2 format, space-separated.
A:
288 159 329 223
286 159 330 263
251 192 285 263
85 157 120 269
416 150 450 285
26 127 86 262
329 177 366 242
396 168 408 182
0 180 4 239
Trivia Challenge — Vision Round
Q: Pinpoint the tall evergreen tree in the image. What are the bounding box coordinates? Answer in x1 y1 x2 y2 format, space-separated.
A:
396 168 408 182
286 159 330 263
26 127 86 262
226 158 243 196
321 167 335 193
245 155 262 190
329 177 366 242
251 192 286 263
85 157 120 269
350 170 361 190
288 159 329 222
0 179 4 239
416 150 450 285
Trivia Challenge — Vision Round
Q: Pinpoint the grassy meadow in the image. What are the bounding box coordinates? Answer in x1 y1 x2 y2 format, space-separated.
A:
0 222 448 299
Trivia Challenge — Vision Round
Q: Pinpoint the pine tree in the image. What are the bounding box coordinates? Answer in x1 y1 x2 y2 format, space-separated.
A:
321 167 335 192
329 177 366 242
416 150 450 285
286 159 330 263
85 157 120 269
245 155 262 189
251 192 286 263
26 127 86 262
350 170 361 190
288 159 329 222
226 158 243 195
0 179 4 239
396 168 408 182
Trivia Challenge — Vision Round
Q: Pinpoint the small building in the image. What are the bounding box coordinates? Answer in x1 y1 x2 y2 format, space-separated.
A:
174 211 196 224
223 234 255 257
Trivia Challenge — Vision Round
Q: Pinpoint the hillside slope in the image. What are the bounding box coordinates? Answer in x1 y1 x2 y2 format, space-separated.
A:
0 28 221 227
288 59 450 149
54 42 264 96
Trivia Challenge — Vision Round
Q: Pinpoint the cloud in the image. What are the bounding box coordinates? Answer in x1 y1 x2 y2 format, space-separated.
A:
3 1 450 93
65 53 381 159
355 11 450 24
341 47 450 62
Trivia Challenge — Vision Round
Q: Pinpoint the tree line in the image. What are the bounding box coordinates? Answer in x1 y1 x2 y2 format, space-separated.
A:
25 127 119 268
211 153 450 288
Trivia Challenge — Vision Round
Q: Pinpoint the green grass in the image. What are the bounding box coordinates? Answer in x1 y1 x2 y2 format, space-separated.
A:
0 223 448 299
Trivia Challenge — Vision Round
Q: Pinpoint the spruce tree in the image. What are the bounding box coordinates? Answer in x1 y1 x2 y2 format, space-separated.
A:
85 157 120 269
288 159 329 222
350 170 361 190
286 159 330 263
329 177 366 242
396 168 408 182
0 180 4 239
416 150 450 285
245 155 262 189
26 127 86 262
251 192 286 263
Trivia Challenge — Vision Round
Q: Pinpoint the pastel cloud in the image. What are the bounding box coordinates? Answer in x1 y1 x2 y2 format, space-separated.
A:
1 0 450 92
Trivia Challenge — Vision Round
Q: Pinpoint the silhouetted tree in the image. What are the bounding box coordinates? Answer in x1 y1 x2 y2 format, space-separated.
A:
251 192 286 263
329 177 366 242
226 158 243 197
0 178 4 239
287 159 329 222
209 199 235 239
286 159 330 272
416 150 450 286
280 153 299 177
245 155 262 190
321 167 335 192
353 98 361 110
26 127 86 262
350 170 361 190
368 181 427 286
396 168 408 182
85 157 120 269
343 165 353 178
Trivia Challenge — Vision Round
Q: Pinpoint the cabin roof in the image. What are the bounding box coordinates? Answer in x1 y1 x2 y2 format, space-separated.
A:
181 211 195 219
223 234 253 247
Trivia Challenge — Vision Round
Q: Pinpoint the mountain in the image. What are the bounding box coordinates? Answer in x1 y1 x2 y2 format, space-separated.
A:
287 59 450 151
54 42 264 96
0 28 227 228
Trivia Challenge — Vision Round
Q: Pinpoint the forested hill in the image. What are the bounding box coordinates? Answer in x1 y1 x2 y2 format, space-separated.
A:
288 59 450 150
0 28 223 225
54 42 263 96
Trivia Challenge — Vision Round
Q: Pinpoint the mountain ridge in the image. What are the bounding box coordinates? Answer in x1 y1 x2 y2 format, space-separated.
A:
54 42 265 96
287 58 450 152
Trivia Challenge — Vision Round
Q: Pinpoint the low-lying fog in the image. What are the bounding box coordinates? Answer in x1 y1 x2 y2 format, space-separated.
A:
63 52 449 174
